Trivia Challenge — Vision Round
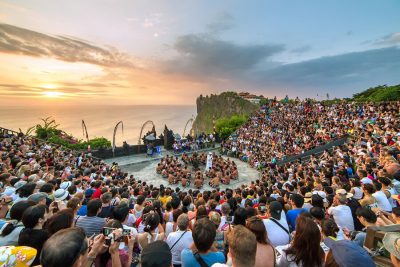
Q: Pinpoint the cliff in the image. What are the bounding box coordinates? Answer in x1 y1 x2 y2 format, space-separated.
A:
192 92 258 134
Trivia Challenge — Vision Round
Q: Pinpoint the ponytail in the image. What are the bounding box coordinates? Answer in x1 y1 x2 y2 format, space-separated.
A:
1 223 16 236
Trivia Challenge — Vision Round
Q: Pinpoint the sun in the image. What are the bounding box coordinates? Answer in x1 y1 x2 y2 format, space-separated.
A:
43 91 63 98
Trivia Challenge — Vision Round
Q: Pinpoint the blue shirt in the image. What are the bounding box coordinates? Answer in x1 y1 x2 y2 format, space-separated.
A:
77 205 87 216
181 248 225 267
286 208 306 231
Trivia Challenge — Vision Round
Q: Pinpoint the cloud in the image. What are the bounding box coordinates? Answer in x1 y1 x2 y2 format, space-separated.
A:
374 32 400 46
254 46 400 96
0 83 108 97
291 45 312 54
0 23 135 68
206 12 235 35
163 34 284 78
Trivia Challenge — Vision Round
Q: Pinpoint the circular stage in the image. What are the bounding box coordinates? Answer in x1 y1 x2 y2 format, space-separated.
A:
118 152 260 191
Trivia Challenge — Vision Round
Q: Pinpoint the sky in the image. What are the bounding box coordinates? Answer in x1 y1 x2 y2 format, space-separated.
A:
0 0 399 106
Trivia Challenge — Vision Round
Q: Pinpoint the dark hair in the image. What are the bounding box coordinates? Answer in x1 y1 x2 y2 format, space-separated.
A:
196 205 208 220
40 228 88 267
136 195 146 205
144 213 160 235
321 219 339 238
290 194 304 208
362 184 375 194
233 207 247 226
192 218 216 252
1 200 35 236
311 195 324 209
310 207 325 220
171 197 181 209
356 207 377 223
173 209 183 222
22 204 47 228
40 183 54 194
285 216 324 267
246 216 270 245
18 183 36 197
45 209 74 236
87 199 102 216
113 205 130 223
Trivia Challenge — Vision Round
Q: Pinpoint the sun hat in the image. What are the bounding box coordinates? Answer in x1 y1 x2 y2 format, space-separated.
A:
304 192 312 203
14 180 27 191
28 192 47 203
54 189 69 201
141 240 172 267
324 238 375 267
60 181 72 190
336 189 354 198
0 246 37 267
268 201 283 220
383 232 400 260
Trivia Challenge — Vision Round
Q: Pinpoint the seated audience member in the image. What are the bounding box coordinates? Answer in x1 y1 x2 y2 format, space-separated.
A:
276 216 325 267
383 232 400 267
166 214 193 267
141 240 173 267
246 216 275 267
18 204 49 266
212 225 257 267
181 218 225 267
263 201 290 247
75 199 105 237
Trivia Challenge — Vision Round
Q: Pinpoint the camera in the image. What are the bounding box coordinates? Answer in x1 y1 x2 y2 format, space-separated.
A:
226 216 233 224
102 227 131 245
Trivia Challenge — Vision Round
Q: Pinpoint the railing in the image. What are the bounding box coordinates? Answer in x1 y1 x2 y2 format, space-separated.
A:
0 127 20 136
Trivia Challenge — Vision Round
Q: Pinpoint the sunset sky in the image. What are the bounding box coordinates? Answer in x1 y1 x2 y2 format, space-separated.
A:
0 0 399 106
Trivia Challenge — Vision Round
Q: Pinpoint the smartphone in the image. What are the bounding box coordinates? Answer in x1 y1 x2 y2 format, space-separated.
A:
226 216 233 224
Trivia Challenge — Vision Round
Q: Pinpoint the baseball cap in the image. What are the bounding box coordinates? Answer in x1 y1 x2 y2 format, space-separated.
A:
361 177 373 185
336 189 354 198
141 240 172 267
324 238 375 267
383 232 400 260
268 201 283 220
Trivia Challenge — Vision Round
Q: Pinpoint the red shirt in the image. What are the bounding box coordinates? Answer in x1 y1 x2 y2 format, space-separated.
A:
92 188 102 199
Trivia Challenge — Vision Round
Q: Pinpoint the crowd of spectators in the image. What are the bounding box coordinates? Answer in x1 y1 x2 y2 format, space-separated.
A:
0 100 399 267
172 133 216 154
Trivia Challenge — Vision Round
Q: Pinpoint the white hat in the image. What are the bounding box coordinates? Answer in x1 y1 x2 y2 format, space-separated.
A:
54 189 69 201
60 181 72 190
361 177 373 185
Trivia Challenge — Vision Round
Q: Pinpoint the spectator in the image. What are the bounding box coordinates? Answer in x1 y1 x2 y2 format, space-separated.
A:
75 199 105 237
324 239 375 267
327 194 355 231
286 194 306 231
166 214 193 267
263 201 290 247
246 216 275 267
276 216 325 267
141 240 172 267
383 232 400 267
98 192 114 218
181 218 225 267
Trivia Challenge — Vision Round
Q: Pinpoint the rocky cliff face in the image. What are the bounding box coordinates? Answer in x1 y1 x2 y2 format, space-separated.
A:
192 92 258 134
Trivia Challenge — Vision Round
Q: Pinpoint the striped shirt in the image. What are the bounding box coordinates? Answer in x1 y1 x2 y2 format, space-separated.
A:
75 216 105 237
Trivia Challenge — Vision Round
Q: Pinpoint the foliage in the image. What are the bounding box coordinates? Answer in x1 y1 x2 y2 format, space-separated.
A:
27 117 111 150
215 114 248 140
352 84 400 102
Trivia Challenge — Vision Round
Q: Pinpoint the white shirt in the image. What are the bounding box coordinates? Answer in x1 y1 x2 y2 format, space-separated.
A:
263 214 290 247
166 230 193 265
327 205 354 231
352 187 363 200
372 191 392 212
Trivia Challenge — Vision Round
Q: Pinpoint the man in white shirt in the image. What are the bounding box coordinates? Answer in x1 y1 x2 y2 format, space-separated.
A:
166 214 193 267
327 194 355 231
263 201 290 247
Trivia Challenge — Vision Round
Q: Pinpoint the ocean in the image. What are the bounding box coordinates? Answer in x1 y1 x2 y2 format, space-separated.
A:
0 105 197 145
